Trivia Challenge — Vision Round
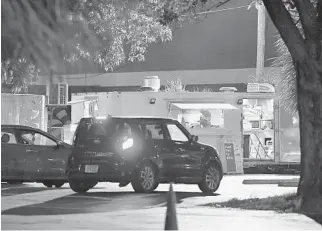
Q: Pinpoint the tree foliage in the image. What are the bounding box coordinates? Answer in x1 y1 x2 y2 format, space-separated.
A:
1 59 39 93
250 42 298 117
2 0 171 72
271 35 298 116
2 0 224 92
163 77 213 92
2 0 220 72
163 78 188 92
65 0 175 71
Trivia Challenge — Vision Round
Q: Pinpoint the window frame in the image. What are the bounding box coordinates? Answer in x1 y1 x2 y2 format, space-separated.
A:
135 121 166 141
17 129 58 147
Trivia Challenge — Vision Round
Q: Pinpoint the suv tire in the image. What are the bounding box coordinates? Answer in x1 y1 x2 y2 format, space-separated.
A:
198 163 221 193
69 180 97 193
131 162 158 193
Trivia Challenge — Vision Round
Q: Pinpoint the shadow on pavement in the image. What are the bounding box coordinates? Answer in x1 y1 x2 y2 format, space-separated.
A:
1 183 52 197
1 183 106 197
2 187 51 197
2 191 220 216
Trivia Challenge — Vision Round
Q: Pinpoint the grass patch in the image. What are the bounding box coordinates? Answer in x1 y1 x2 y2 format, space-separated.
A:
204 193 299 212
203 194 322 225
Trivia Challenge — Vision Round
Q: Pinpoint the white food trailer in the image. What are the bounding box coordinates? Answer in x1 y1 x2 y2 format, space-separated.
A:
66 81 299 174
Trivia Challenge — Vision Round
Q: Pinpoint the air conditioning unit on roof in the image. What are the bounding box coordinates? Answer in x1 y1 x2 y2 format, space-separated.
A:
141 76 160 92
47 83 69 105
247 83 275 93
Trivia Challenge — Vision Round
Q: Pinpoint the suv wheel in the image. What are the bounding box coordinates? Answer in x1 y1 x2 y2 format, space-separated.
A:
69 180 97 193
131 162 158 193
198 164 221 193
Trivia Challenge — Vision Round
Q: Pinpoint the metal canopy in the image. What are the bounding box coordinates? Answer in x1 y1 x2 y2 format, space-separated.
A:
171 103 238 110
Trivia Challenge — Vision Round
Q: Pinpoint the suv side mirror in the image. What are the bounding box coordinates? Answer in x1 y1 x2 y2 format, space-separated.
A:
191 135 199 143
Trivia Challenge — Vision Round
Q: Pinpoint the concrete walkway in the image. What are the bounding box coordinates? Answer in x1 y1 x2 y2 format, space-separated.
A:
2 207 321 230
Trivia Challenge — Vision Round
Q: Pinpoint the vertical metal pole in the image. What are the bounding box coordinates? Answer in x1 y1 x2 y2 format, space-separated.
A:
48 69 54 133
255 1 266 80
274 99 281 163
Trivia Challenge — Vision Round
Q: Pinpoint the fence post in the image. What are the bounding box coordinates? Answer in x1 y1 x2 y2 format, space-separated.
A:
164 183 178 230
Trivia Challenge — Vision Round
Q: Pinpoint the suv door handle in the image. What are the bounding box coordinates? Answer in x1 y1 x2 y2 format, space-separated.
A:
154 145 167 152
176 148 185 153
181 154 189 158
26 149 38 153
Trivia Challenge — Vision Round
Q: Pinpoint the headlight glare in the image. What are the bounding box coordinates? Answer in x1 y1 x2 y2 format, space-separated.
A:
122 138 133 150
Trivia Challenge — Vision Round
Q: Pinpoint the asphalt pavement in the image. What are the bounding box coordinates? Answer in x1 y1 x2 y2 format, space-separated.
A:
1 183 214 216
2 175 321 230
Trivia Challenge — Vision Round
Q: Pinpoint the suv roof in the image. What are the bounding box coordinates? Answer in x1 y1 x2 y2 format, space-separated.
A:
81 116 176 123
1 124 42 131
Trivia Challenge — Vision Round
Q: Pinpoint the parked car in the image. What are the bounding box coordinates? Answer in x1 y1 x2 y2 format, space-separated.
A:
1 125 71 187
67 116 223 193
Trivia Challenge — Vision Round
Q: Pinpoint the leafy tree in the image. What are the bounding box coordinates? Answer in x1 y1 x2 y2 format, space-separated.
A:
1 58 39 93
2 0 223 92
262 0 322 213
163 78 188 92
271 35 298 116
163 77 214 92
2 0 173 80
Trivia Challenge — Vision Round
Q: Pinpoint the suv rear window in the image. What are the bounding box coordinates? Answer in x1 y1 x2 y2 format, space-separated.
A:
73 117 166 147
74 118 107 145
73 118 133 145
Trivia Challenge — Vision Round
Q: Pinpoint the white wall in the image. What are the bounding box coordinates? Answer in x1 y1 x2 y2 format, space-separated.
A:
103 92 169 117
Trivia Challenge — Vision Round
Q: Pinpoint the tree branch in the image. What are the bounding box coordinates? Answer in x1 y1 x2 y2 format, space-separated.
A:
197 0 231 15
293 0 317 40
317 0 322 62
263 0 307 62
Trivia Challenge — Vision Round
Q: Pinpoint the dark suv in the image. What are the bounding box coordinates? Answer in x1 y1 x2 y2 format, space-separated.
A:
66 116 223 193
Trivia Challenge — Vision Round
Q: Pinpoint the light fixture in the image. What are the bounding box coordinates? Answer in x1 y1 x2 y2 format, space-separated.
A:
237 99 243 105
149 98 156 104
